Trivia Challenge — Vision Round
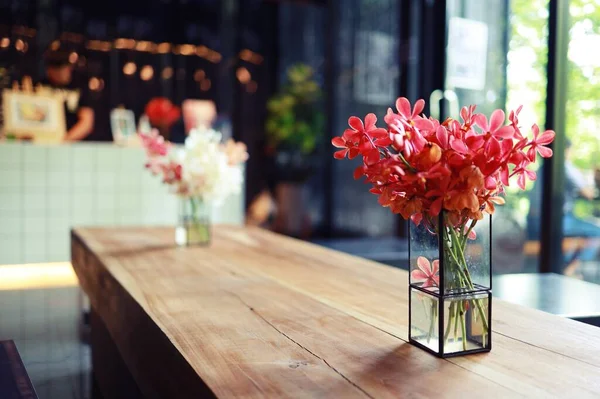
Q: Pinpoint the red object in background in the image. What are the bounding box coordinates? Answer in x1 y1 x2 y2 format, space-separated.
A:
145 97 181 130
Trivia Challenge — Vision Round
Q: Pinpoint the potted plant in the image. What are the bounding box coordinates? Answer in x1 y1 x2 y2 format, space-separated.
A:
265 64 324 236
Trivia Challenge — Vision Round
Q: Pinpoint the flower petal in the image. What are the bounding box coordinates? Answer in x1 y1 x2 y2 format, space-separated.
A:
348 116 364 131
494 125 515 139
417 256 432 274
489 109 505 133
413 99 425 116
334 149 347 159
431 259 439 275
411 270 428 282
436 126 449 148
474 114 489 131
450 137 468 154
468 229 477 240
537 130 556 145
413 117 434 131
396 97 412 118
411 213 423 226
364 113 377 130
353 165 364 180
331 137 346 148
538 146 553 158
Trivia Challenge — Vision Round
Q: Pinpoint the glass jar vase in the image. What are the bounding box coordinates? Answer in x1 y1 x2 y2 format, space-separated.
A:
409 212 492 357
175 196 211 246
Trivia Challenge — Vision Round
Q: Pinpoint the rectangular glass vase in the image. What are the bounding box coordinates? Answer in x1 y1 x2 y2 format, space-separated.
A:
408 212 492 357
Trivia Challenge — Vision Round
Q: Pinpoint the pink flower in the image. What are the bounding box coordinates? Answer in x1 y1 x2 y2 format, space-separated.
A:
159 161 183 184
527 124 555 161
474 109 515 139
411 256 439 288
332 113 388 160
140 130 170 157
509 105 524 139
460 105 477 126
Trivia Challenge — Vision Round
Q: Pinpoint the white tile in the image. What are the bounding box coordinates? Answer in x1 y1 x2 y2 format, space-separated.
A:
72 171 94 189
47 192 70 212
46 248 69 263
117 171 142 191
71 209 95 227
94 209 117 226
95 146 119 169
23 169 47 186
23 251 48 264
70 191 94 207
117 210 143 226
96 192 116 211
46 146 71 168
46 170 71 189
119 149 144 170
23 235 47 263
0 208 21 220
71 143 96 162
0 215 21 234
23 217 46 234
96 172 116 189
22 145 47 166
0 142 23 165
0 169 23 188
0 237 22 264
0 192 22 211
141 173 160 189
116 192 141 210
47 216 71 236
23 192 47 213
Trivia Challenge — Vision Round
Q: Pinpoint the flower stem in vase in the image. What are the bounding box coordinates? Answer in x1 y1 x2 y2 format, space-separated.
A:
442 217 489 349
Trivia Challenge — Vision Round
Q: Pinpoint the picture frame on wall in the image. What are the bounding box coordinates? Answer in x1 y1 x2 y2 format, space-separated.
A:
2 89 66 143
110 108 137 145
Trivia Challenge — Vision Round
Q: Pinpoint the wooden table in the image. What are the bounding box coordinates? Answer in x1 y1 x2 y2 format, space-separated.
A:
71 226 600 398
0 340 38 399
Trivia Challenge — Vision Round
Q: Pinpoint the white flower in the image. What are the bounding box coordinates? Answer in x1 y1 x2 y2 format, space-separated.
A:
179 128 244 204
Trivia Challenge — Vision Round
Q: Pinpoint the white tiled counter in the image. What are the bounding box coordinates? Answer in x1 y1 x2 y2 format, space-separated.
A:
0 142 244 264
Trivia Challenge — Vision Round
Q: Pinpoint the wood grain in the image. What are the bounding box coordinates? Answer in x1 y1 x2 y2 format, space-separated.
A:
72 226 600 398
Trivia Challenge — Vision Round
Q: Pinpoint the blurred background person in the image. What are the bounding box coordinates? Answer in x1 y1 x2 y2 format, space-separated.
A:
39 49 94 141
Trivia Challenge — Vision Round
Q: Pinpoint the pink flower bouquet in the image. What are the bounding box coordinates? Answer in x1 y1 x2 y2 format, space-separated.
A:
332 97 554 356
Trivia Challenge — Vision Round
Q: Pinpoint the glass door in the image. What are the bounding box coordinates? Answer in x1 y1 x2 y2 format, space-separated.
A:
442 0 550 275
559 0 600 283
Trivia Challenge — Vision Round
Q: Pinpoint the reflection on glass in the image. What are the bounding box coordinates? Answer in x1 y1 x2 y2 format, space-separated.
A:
332 0 400 237
560 0 600 282
505 0 549 274
447 0 550 274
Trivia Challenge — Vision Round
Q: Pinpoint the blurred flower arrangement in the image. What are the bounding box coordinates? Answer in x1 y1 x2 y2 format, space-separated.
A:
266 64 324 156
332 97 554 354
141 128 248 245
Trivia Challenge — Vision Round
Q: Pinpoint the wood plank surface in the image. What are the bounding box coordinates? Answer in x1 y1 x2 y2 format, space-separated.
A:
71 226 600 398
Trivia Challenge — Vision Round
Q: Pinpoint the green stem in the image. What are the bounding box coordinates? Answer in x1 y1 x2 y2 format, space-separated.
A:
454 302 460 341
446 223 490 334
427 299 436 344
443 301 455 344
460 307 467 351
